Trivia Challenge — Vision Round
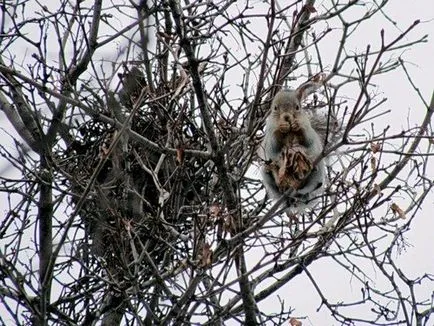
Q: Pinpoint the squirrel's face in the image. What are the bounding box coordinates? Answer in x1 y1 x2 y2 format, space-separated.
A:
271 90 303 120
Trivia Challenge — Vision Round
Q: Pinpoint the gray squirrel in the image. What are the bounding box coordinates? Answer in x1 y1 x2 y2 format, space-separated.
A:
259 82 326 208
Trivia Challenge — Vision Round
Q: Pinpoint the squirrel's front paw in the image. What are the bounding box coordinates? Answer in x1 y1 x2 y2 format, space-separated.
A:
290 119 302 132
278 121 291 133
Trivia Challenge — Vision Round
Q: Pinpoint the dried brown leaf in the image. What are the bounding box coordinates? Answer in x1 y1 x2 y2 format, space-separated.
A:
370 156 377 171
286 212 299 226
200 242 213 267
289 317 302 326
198 62 207 75
391 203 406 219
304 4 317 13
372 183 382 196
371 142 381 154
176 147 185 165
209 203 222 219
275 148 312 191
223 214 236 234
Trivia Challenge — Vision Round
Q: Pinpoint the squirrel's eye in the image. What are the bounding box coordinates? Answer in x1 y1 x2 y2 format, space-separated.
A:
295 104 300 111
273 105 279 111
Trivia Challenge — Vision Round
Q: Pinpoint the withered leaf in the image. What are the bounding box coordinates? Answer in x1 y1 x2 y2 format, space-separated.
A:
200 242 213 267
286 212 298 224
223 214 236 234
176 147 185 165
293 151 312 179
372 183 382 196
391 203 406 219
304 4 317 13
371 142 381 154
289 317 302 326
209 203 222 219
370 156 377 171
276 147 312 191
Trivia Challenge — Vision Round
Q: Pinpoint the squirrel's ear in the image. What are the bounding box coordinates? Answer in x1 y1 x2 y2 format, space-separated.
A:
296 74 324 101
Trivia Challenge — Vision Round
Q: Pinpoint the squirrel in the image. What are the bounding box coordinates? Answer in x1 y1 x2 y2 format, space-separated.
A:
259 83 325 208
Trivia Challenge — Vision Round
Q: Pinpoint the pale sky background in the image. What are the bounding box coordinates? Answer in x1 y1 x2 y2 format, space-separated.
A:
1 1 433 325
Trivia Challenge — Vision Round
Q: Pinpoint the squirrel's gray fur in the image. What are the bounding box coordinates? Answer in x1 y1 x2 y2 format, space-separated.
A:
259 86 325 209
